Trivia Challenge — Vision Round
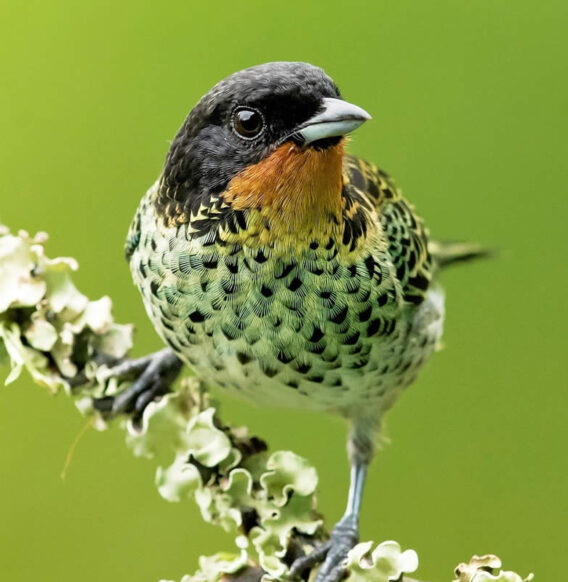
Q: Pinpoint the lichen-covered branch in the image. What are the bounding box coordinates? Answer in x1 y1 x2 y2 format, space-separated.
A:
0 225 533 582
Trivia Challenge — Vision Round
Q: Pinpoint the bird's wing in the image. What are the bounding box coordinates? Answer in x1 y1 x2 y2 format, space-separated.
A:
342 154 434 305
342 155 491 303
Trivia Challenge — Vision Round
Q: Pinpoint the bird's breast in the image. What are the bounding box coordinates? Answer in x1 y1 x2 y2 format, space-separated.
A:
129 201 443 412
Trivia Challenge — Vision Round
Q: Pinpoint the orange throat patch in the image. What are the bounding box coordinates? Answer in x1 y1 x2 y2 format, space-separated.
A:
222 140 345 247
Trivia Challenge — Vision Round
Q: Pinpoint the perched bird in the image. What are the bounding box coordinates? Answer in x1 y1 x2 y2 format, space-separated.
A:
114 62 487 581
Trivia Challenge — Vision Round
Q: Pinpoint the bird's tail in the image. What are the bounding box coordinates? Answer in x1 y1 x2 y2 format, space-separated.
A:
428 240 494 269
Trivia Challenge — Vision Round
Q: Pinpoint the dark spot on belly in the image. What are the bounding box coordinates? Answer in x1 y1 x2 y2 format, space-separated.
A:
358 305 372 322
288 277 302 292
236 352 252 365
255 249 268 264
261 364 279 378
295 362 312 374
203 258 218 269
275 262 295 279
309 326 324 342
286 380 299 389
221 278 238 294
366 318 382 336
344 331 360 345
189 310 207 323
364 256 375 278
222 324 237 340
277 351 294 364
307 342 326 355
261 285 273 297
224 257 239 274
308 374 324 383
330 305 348 324
307 264 324 276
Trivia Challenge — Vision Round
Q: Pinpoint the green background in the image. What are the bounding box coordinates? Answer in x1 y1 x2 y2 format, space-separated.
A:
1 1 566 580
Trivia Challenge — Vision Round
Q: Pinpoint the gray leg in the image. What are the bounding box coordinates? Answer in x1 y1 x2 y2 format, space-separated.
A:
314 461 367 581
290 418 376 581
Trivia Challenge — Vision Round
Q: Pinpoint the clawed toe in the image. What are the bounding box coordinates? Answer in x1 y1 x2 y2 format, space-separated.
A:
290 514 358 582
289 540 332 578
93 348 182 419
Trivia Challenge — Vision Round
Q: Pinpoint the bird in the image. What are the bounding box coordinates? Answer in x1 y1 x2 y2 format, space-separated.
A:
108 61 489 582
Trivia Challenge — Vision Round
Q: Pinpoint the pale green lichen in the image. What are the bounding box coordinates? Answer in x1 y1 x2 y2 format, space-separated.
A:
126 385 323 579
0 226 132 396
0 225 534 582
452 556 534 582
345 540 418 582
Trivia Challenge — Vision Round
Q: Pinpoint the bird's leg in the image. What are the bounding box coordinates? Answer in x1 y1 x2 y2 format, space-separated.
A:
92 348 183 419
290 420 375 582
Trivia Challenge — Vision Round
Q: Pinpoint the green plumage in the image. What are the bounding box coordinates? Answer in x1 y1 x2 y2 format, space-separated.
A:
127 156 449 426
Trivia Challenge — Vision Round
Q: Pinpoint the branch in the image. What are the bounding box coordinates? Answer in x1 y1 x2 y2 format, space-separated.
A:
0 225 533 582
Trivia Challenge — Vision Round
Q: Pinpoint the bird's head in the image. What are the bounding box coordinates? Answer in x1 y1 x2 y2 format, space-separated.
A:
156 62 371 247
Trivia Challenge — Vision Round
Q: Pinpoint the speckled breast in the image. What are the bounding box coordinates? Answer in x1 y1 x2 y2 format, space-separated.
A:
129 196 444 415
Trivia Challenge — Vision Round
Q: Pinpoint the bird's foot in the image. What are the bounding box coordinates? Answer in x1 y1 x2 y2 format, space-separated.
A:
92 348 183 420
290 513 358 582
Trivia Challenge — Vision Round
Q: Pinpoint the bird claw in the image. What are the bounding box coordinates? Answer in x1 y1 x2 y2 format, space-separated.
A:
93 348 183 420
290 514 358 582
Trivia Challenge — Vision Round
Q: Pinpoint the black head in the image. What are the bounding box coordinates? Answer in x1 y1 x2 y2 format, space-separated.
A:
156 62 371 233
162 62 342 195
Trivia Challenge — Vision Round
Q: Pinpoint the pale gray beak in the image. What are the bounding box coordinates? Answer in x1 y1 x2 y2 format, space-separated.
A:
295 97 371 145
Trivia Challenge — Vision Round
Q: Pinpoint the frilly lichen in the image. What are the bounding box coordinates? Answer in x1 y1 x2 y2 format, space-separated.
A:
0 225 132 395
0 225 534 582
452 556 534 582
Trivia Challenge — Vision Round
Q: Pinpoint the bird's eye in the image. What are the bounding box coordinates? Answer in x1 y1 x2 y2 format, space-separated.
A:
232 107 264 139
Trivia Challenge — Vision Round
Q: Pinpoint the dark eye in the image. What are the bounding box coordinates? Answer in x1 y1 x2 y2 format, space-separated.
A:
232 107 264 139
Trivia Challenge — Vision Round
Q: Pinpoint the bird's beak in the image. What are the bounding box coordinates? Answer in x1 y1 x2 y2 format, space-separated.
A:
295 97 371 145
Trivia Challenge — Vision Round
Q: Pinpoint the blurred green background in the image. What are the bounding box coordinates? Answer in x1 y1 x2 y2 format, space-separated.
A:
1 1 566 580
